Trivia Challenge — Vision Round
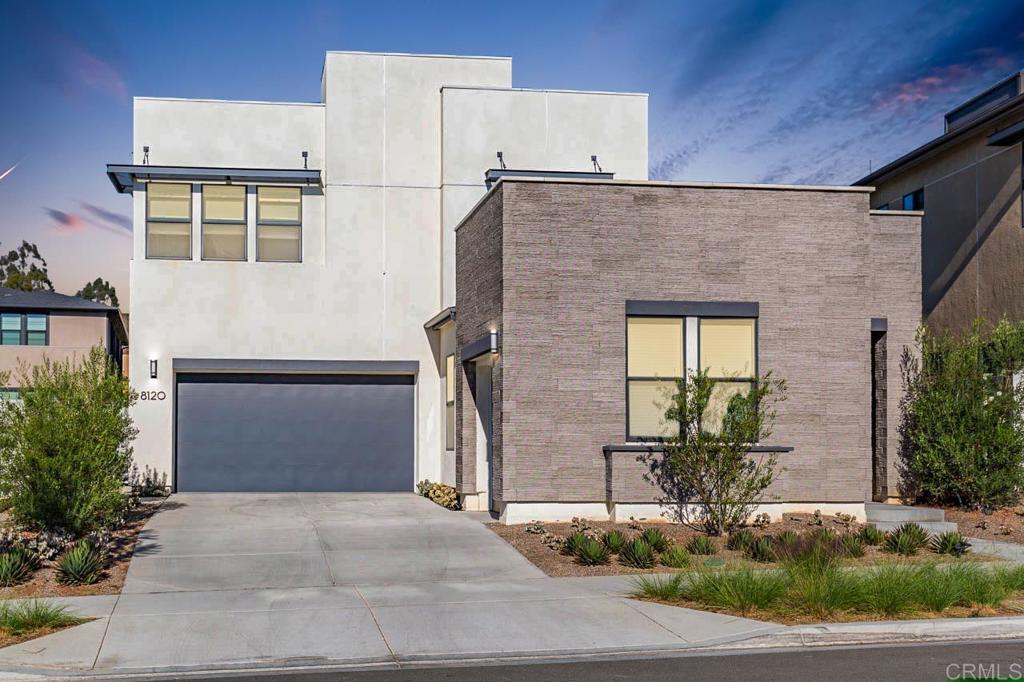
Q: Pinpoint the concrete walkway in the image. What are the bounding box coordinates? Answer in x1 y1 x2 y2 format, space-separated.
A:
0 494 778 675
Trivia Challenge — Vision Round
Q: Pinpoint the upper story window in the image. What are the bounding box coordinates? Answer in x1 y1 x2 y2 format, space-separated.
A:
902 188 924 211
445 354 456 450
0 313 48 346
257 187 301 262
699 318 756 431
626 317 684 439
202 185 247 261
147 183 192 259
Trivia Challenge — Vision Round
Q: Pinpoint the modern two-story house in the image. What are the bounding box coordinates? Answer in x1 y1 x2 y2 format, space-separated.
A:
107 51 647 498
0 287 127 398
109 50 921 523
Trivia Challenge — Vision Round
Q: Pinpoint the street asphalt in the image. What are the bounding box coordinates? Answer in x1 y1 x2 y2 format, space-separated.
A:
109 639 1024 682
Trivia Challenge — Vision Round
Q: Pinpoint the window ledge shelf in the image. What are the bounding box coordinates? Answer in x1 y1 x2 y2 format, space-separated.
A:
603 443 794 455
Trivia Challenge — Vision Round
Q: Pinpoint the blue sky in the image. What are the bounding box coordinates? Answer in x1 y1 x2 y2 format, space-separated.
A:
1 0 1022 309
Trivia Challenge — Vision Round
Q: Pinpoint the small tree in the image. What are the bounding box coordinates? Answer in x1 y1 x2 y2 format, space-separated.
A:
899 320 1024 509
0 347 138 534
659 369 786 536
76 277 119 308
0 241 53 292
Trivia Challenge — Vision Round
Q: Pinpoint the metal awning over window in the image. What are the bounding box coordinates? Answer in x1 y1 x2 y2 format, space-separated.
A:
105 165 322 194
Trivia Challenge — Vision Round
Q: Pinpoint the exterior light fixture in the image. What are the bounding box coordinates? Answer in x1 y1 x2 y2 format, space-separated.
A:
149 359 158 379
489 330 499 355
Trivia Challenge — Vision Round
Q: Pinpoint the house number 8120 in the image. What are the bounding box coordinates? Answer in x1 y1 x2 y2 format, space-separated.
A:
140 391 166 401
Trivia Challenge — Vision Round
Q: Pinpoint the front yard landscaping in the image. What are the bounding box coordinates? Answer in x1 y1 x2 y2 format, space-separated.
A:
488 513 989 578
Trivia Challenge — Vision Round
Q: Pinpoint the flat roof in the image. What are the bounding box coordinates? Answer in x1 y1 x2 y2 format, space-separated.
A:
441 85 648 98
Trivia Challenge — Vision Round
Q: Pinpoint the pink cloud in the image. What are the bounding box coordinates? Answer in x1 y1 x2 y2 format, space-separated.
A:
45 208 85 233
872 64 976 112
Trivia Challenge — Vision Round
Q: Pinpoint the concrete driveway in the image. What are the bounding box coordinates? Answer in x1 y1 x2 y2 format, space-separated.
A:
0 494 779 675
124 492 543 592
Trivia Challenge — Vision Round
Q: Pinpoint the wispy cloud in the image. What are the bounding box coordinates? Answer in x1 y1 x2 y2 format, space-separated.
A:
45 203 131 237
45 208 84 233
80 202 132 233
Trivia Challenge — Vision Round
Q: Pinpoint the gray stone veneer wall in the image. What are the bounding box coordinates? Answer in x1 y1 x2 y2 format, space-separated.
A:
455 180 921 508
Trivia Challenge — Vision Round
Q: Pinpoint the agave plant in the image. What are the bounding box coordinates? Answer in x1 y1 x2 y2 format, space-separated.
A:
743 537 776 563
659 545 690 568
562 531 590 557
620 538 656 569
602 530 628 554
575 538 611 566
685 535 718 556
56 542 106 586
883 523 930 556
727 529 755 551
640 527 670 553
0 547 39 587
841 534 866 558
858 525 885 546
931 531 971 557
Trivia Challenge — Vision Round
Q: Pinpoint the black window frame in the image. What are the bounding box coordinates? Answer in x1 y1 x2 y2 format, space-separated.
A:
200 184 248 262
625 316 686 442
0 312 48 347
445 353 456 451
256 186 303 263
145 182 193 260
902 188 924 211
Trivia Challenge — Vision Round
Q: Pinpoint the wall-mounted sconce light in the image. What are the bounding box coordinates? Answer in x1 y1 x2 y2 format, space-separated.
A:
489 330 499 355
149 359 158 379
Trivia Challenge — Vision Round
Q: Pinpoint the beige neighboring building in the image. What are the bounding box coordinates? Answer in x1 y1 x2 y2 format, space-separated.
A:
0 287 128 398
856 71 1024 332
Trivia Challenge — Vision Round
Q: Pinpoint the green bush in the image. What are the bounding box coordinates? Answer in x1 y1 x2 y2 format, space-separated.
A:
56 542 105 586
575 538 611 566
640 528 670 553
632 572 686 601
562 531 589 557
659 546 690 568
744 537 776 563
858 526 885 546
685 535 718 556
620 538 655 568
0 348 137 534
785 556 864 616
912 563 965 612
883 523 930 556
930 531 970 556
687 569 790 613
900 320 1024 509
0 547 38 587
773 530 847 564
0 600 84 635
841 534 866 558
602 530 627 554
773 530 799 548
861 563 915 616
726 528 755 551
995 564 1024 592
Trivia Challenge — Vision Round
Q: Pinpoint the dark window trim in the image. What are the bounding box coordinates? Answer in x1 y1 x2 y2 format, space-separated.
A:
0 311 49 346
902 188 924 211
626 300 759 318
256 186 303 263
145 182 193 260
445 353 456 451
201 184 248 262
625 316 685 441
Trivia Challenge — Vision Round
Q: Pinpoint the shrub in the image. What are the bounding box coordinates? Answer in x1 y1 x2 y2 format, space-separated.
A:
575 538 611 566
659 369 787 535
0 547 38 587
861 563 915 616
620 538 656 568
0 600 84 635
773 530 799 548
687 569 790 613
899 320 1024 509
56 542 105 586
785 556 864 616
0 348 137 534
632 572 686 601
841 534 866 558
930 531 971 557
858 525 885 546
415 480 460 510
602 530 627 554
882 523 930 556
685 535 718 556
640 528 670 553
659 546 690 568
562 531 589 557
773 530 847 564
956 563 1010 607
744 537 776 563
912 563 965 612
726 528 755 551
995 564 1024 592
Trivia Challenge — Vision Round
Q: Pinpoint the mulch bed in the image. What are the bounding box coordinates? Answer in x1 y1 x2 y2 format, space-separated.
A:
0 498 163 600
488 513 883 578
944 505 1024 544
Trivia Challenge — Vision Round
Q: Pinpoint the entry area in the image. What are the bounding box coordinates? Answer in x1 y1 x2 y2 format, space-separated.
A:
175 373 415 492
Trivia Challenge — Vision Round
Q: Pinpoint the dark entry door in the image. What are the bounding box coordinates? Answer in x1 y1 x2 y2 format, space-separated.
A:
175 373 414 492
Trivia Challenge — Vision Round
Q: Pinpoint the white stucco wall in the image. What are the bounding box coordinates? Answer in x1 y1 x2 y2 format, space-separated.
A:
127 52 649 489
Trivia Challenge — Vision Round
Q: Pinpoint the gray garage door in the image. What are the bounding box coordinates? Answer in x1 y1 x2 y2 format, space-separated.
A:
175 373 414 492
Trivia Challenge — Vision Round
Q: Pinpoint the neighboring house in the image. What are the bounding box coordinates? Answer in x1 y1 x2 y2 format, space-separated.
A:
453 179 921 522
107 51 648 495
856 71 1024 332
0 288 128 399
